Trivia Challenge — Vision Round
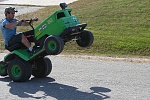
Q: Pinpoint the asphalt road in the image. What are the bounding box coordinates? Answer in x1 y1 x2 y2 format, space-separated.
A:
0 53 149 100
0 5 43 20
0 0 78 6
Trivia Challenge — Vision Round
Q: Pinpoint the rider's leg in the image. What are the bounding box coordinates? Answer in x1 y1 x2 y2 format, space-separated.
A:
22 30 34 42
8 33 35 54
21 34 33 50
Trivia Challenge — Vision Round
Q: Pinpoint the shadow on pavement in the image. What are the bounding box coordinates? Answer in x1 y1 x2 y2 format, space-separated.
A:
0 76 11 82
3 77 111 100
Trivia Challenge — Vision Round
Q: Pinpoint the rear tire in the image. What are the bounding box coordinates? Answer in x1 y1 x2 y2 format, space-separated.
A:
32 57 52 78
44 35 64 55
76 29 94 47
0 61 8 76
8 58 32 82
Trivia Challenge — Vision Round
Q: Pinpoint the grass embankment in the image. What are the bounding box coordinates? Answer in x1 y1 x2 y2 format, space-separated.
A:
1 0 150 57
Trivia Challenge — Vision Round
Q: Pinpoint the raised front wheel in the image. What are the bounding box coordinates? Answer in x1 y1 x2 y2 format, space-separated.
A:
76 30 94 47
44 35 64 55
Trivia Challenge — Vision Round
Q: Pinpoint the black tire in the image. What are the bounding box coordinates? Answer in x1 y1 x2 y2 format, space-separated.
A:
76 29 94 47
32 57 52 78
8 58 32 82
44 35 64 55
0 61 8 76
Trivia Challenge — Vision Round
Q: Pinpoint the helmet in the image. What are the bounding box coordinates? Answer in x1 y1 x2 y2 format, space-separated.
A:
5 7 18 15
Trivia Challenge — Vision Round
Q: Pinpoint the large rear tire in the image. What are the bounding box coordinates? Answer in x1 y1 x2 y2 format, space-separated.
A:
32 57 52 78
44 35 64 55
8 58 32 82
0 61 8 76
76 29 94 47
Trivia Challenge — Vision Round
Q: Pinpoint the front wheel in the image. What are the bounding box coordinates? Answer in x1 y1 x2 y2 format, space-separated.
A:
76 30 94 47
44 35 64 55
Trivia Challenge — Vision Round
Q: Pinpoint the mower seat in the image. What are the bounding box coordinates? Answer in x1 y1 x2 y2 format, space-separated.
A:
5 43 22 52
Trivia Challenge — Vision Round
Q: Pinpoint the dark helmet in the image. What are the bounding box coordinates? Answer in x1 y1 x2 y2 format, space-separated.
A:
5 7 18 15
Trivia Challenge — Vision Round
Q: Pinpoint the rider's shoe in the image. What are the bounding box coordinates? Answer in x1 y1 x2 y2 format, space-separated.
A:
27 49 36 55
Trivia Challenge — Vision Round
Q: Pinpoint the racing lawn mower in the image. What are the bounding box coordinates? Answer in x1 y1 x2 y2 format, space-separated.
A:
0 3 94 82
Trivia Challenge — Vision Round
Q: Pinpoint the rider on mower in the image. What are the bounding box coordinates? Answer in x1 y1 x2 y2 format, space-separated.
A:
0 7 36 55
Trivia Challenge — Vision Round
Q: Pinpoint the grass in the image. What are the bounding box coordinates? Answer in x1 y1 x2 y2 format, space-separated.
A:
0 0 150 57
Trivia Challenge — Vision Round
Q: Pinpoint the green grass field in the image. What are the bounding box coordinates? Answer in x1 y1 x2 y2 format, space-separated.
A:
1 0 150 57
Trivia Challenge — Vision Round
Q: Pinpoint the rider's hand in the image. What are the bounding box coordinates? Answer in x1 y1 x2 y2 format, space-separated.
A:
20 19 26 22
32 17 38 21
19 19 30 26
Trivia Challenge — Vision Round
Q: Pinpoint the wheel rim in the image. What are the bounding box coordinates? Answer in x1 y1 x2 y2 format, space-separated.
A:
48 41 57 51
11 65 21 77
0 64 5 74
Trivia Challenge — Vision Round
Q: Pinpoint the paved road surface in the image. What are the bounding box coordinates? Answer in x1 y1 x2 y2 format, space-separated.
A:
0 0 78 6
0 53 149 100
0 5 43 20
0 0 77 19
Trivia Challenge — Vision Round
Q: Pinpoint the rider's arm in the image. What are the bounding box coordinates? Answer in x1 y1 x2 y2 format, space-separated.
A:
4 20 22 28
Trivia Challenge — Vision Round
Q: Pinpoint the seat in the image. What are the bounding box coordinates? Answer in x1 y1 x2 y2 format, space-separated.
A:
5 43 23 52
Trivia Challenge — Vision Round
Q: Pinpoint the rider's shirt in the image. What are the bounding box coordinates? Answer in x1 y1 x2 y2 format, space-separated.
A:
0 18 22 46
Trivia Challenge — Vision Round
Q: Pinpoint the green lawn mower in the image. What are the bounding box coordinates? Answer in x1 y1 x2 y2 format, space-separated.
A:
0 3 94 82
